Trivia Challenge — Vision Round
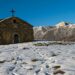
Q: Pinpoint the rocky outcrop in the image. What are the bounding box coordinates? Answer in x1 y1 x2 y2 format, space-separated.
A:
33 22 75 41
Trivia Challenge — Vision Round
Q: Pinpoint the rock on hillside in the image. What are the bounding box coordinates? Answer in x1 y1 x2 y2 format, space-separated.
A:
33 26 55 40
33 22 75 41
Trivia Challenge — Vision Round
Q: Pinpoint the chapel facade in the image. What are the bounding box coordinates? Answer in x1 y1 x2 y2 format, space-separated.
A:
0 16 34 44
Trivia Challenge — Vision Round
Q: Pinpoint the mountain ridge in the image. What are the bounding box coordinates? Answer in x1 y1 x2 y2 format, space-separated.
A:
33 22 75 41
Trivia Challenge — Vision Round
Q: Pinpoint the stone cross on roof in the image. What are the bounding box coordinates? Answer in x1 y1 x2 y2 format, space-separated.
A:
10 9 16 17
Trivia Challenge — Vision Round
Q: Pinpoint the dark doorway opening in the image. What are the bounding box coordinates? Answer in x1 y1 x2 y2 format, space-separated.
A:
14 34 19 43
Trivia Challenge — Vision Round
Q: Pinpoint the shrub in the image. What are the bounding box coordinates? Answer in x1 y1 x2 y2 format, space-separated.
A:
33 43 49 46
53 65 61 70
31 59 38 62
53 70 65 75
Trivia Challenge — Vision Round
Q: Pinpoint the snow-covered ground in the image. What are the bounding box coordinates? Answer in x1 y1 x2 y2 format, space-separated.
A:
0 41 75 75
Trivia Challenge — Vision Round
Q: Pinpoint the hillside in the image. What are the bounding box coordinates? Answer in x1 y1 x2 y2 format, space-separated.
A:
33 22 75 41
0 41 75 75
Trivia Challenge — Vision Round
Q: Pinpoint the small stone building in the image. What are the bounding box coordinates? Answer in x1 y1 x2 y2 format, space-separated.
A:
0 17 34 44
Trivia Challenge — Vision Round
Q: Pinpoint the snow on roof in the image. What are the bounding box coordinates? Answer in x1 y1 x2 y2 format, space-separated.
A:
0 17 11 23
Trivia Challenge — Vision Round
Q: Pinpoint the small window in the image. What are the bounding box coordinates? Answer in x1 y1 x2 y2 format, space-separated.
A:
13 20 16 23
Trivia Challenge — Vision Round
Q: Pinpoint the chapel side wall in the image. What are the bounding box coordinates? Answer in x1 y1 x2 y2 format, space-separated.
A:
0 30 3 44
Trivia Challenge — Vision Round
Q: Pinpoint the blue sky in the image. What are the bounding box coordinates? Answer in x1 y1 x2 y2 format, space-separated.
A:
0 0 75 26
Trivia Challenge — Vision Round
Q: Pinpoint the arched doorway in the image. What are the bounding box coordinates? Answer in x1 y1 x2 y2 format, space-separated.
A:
14 34 19 43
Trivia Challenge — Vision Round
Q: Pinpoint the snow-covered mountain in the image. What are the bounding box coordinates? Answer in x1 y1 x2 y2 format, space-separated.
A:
0 41 75 75
33 22 75 41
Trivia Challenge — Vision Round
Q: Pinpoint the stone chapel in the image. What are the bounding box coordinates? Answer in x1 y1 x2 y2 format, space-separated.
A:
0 14 34 44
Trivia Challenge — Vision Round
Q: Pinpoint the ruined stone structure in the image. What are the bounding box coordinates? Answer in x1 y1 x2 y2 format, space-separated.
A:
0 17 34 44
